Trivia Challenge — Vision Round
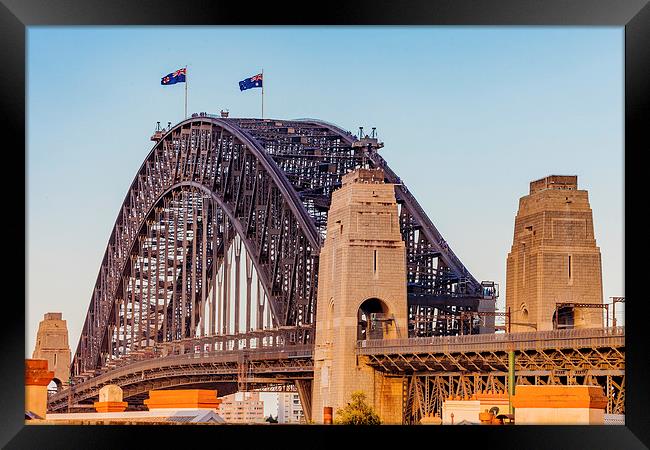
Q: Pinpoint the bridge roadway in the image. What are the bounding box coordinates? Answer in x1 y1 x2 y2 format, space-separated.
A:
358 326 624 363
358 326 625 421
50 327 625 419
48 328 314 412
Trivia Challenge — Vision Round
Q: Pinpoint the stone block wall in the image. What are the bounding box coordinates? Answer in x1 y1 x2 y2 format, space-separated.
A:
506 176 604 332
312 168 408 424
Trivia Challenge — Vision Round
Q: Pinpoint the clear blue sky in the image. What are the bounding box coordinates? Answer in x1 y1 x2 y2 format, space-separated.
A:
27 27 624 409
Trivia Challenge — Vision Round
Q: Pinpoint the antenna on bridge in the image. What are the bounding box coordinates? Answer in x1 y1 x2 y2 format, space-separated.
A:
352 126 384 169
150 122 165 142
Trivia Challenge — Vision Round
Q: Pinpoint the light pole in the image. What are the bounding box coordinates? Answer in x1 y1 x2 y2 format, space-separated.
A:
610 297 625 328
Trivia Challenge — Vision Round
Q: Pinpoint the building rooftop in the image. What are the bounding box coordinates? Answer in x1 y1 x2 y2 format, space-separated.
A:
43 312 63 320
341 168 385 185
31 409 225 425
529 175 578 194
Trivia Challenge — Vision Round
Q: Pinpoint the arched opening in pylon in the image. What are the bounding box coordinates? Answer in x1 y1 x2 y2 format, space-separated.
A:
357 298 388 341
48 378 63 394
553 306 574 329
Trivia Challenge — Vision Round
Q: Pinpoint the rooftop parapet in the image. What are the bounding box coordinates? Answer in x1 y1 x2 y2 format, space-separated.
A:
44 312 63 321
529 175 578 194
341 168 385 185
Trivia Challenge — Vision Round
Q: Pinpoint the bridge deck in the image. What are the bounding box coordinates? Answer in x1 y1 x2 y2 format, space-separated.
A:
357 326 624 356
368 327 627 421
49 344 313 411
51 327 625 417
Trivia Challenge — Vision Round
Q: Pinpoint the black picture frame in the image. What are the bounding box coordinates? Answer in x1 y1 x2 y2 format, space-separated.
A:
3 0 648 448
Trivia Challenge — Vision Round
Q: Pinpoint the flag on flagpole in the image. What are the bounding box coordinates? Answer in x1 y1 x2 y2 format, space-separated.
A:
161 68 187 85
161 67 188 118
239 73 263 91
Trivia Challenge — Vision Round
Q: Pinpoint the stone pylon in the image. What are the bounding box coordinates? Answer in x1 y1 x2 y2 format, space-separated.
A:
32 312 71 389
311 168 408 424
506 176 604 332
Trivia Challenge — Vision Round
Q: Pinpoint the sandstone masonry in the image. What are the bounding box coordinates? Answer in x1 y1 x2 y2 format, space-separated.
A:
311 168 407 424
506 176 604 332
32 312 71 388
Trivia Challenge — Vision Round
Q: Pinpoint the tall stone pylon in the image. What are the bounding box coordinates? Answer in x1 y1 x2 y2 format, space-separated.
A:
32 312 71 389
506 176 604 332
311 168 408 424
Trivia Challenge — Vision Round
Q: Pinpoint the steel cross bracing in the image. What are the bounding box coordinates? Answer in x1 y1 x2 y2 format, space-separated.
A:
54 326 624 419
401 371 624 424
357 327 625 422
71 116 484 379
221 118 484 337
50 334 313 412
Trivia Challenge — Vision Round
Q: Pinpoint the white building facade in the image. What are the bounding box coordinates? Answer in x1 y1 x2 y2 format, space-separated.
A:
277 392 305 424
217 392 265 424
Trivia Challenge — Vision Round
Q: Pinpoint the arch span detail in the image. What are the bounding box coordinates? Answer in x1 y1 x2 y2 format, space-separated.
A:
74 118 322 375
72 116 484 378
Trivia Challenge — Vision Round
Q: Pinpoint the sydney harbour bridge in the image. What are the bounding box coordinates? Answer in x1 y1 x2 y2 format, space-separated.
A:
47 115 624 422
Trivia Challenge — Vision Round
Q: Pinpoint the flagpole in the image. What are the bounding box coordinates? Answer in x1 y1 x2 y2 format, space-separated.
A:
261 68 264 119
184 65 188 119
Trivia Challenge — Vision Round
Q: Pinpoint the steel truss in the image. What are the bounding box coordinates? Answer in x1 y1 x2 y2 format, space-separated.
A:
401 371 624 424
358 327 625 423
72 116 485 380
49 338 313 412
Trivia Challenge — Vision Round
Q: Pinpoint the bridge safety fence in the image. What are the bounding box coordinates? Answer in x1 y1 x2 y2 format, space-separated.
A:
49 343 313 406
357 326 625 355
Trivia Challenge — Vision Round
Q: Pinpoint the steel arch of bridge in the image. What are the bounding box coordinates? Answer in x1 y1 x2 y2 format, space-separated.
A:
72 116 484 378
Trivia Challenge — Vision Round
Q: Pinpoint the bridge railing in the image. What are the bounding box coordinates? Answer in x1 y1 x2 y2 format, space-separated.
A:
103 341 312 380
357 326 625 355
49 341 313 406
82 326 313 375
102 344 314 381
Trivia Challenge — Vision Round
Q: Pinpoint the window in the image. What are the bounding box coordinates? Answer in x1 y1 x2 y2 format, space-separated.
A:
326 299 334 344
521 245 526 287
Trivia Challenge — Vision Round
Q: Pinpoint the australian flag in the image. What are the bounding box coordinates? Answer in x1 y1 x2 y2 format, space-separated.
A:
161 68 186 85
239 73 263 91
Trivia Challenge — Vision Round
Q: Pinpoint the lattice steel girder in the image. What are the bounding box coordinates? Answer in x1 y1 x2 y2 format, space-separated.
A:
55 333 313 407
49 354 314 412
401 372 625 424
73 116 485 376
363 346 625 374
